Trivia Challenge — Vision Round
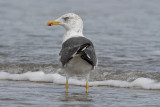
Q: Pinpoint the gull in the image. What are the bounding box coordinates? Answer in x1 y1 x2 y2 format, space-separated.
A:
46 13 97 93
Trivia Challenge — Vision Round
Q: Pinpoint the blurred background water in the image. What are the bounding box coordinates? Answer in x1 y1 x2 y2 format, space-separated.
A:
0 0 160 106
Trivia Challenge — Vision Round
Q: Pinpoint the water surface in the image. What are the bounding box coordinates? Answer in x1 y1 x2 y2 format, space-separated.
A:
0 0 160 106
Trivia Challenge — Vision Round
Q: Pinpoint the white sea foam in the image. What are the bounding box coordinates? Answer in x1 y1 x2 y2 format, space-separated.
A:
0 71 160 90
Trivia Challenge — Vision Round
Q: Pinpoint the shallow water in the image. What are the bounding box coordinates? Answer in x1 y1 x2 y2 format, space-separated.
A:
1 80 160 107
0 0 160 106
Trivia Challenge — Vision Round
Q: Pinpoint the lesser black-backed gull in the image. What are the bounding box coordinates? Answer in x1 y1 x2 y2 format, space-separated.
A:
46 13 97 93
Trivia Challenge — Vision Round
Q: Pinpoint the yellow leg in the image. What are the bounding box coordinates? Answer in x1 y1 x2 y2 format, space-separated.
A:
86 81 89 93
65 80 68 93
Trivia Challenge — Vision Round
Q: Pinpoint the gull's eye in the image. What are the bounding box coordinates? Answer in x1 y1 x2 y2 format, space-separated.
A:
63 17 69 21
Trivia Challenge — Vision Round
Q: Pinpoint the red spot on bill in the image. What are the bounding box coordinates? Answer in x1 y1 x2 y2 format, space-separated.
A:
48 23 52 26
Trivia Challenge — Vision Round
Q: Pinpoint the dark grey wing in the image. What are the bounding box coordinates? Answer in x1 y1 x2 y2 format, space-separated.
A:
81 44 97 66
59 46 80 66
59 37 97 67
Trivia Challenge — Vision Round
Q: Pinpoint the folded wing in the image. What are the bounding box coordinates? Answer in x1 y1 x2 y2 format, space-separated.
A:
59 37 97 69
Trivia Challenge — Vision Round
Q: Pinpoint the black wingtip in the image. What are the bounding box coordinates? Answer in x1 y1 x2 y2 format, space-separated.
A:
81 53 94 66
76 43 90 54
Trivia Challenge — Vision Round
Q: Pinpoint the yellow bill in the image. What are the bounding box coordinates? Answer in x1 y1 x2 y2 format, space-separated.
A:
46 20 60 26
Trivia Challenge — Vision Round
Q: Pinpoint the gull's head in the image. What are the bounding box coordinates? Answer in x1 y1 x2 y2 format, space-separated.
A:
46 13 83 32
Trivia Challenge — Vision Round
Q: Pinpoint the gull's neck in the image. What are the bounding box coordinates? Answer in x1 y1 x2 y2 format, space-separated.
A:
62 29 84 43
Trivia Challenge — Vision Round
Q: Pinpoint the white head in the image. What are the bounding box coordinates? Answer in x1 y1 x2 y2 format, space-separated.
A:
47 13 83 34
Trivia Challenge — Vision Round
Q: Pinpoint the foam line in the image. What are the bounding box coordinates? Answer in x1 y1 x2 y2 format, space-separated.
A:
0 71 160 90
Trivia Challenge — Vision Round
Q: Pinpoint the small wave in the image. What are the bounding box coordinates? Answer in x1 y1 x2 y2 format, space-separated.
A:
0 71 160 90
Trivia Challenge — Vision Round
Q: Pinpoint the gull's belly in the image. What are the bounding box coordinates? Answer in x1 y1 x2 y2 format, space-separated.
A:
65 56 92 77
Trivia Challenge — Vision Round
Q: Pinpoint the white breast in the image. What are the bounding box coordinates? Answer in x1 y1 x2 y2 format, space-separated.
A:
65 55 92 78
